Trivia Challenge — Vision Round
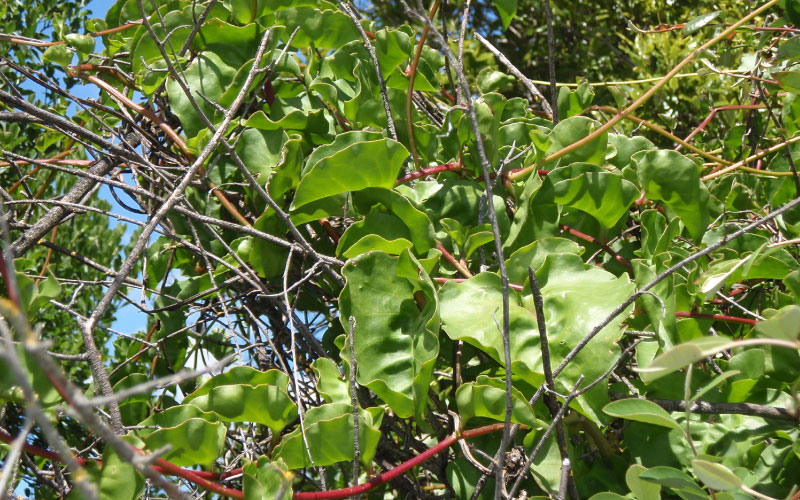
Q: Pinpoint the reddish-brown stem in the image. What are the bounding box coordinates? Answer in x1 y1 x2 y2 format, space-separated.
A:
406 0 441 170
677 104 764 151
0 20 142 47
293 423 506 500
395 162 461 185
35 226 58 285
675 311 758 325
131 321 159 363
559 224 634 271
434 276 525 291
71 70 252 227
0 423 508 500
440 88 456 104
0 429 233 492
6 149 78 194
154 457 244 499
318 218 341 244
436 241 473 279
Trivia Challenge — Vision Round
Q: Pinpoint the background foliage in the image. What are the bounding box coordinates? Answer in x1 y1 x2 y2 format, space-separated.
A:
0 1 799 500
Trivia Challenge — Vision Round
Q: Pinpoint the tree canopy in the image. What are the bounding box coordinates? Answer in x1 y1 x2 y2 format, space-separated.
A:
0 1 799 500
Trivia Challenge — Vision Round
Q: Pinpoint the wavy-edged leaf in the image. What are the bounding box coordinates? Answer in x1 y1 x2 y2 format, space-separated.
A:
634 149 710 241
292 139 408 210
273 403 382 468
456 376 538 427
242 457 292 500
637 337 731 384
184 367 297 431
166 52 237 138
312 357 349 404
339 250 439 418
545 116 608 166
275 6 360 48
504 237 582 284
553 171 638 228
440 253 635 423
136 404 225 467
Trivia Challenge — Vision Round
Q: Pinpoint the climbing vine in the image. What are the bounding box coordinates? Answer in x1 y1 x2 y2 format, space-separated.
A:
0 1 799 499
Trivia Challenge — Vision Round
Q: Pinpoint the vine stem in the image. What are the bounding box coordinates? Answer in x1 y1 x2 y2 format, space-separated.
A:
510 0 780 180
0 424 510 500
703 133 800 180
293 424 507 500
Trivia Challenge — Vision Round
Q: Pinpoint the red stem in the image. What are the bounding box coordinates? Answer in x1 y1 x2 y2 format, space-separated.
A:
436 241 473 279
395 162 461 185
394 163 548 187
0 423 508 500
434 276 524 291
293 424 506 500
676 104 763 152
559 224 634 271
675 311 757 325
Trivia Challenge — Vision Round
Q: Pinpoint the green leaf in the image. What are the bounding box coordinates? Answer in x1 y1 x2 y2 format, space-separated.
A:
477 68 515 93
691 460 742 491
690 370 740 403
681 11 721 36
773 71 800 94
166 52 237 138
637 337 732 384
64 33 94 53
440 254 635 423
250 210 290 279
291 139 408 210
242 457 292 500
626 464 662 500
755 305 800 340
784 0 800 28
275 7 360 48
136 405 225 467
504 237 582 284
588 494 628 500
553 171 638 228
777 36 800 61
352 188 436 255
273 403 382 468
557 82 595 120
42 44 73 66
456 376 538 427
608 134 655 169
236 128 287 181
113 373 150 427
184 368 297 432
493 0 518 30
546 116 608 166
634 149 710 240
463 225 495 259
85 18 107 32
312 357 349 404
603 399 682 430
337 213 412 258
98 436 146 500
339 251 439 418
639 466 703 491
